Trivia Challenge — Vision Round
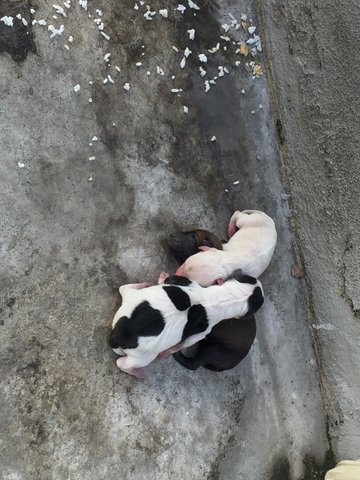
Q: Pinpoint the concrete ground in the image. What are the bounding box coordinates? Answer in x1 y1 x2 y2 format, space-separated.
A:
0 0 357 479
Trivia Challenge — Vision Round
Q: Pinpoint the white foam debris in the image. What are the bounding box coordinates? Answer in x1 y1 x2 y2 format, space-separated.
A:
211 136 216 141
96 9 103 16
38 19 47 25
171 75 175 79
79 0 88 11
159 9 168 18
1 16 14 26
222 23 230 32
198 53 207 63
53 15 58 19
92 136 98 141
180 58 186 69
183 105 188 113
64 0 71 8
136 62 142 66
218 66 225 77
251 110 255 114
103 78 108 84
259 104 263 109
241 13 247 21
17 162 25 168
16 14 22 20
100 31 110 40
64 44 70 50
208 42 220 53
233 180 240 185
89 156 96 161
32 19 38 25
73 84 81 92
235 60 241 66
204 80 210 92
88 176 93 181
171 88 183 93
89 81 93 84
248 25 256 34
144 10 156 20
220 35 230 42
124 83 130 90
176 4 186 13
188 0 200 9
187 29 195 40
241 88 245 94
247 34 261 46
184 47 192 58
89 143 93 146
53 4 66 16
88 98 93 102
134 3 139 10
108 74 114 84
48 24 64 38
146 71 151 75
115 66 121 72
30 8 36 14
104 53 111 62
210 79 216 85
22 18 28 26
225 188 229 193
199 66 206 77
156 66 165 75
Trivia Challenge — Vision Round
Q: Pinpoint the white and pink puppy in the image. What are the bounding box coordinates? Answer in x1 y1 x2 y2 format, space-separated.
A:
110 272 264 378
175 210 277 286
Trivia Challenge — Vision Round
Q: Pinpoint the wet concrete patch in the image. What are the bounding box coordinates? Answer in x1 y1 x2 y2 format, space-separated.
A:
0 0 36 61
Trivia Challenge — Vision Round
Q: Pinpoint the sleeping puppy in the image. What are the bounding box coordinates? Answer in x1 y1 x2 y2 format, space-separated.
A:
109 271 263 378
175 210 277 286
166 228 256 372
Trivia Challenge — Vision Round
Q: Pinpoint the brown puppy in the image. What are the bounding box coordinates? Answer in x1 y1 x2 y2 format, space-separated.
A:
168 229 256 372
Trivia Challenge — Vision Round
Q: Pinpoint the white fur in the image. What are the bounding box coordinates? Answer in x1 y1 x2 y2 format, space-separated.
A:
112 278 262 376
176 210 277 286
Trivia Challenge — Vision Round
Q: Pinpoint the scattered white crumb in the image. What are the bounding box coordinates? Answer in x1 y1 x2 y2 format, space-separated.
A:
134 3 139 10
204 80 210 92
187 28 195 40
53 4 66 17
73 84 81 92
112 122 116 126
199 66 206 77
88 176 93 181
92 136 98 141
159 9 168 18
115 66 121 72
17 162 25 168
220 35 230 42
38 19 47 25
248 25 256 34
89 80 93 85
96 9 103 16
89 143 93 146
251 110 255 114
108 75 114 84
180 58 186 68
22 18 28 26
225 189 229 193
104 53 111 62
176 4 186 13
48 24 64 38
30 8 36 14
184 47 192 58
88 98 93 102
210 136 216 141
188 0 200 9
53 15 58 19
146 71 151 75
183 105 188 113
16 14 22 20
103 78 108 84
156 66 165 75
124 83 130 91
171 88 183 93
144 10 156 20
64 44 70 50
198 53 207 63
259 104 263 109
89 156 96 161
233 180 240 185
208 42 220 53
79 0 88 11
222 23 230 32
241 13 247 21
235 61 241 66
171 75 176 79
1 16 14 26
172 46 179 52
100 32 110 40
136 62 142 66
241 88 245 94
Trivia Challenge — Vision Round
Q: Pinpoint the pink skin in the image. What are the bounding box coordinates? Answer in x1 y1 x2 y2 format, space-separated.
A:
227 222 237 238
116 357 145 379
156 343 183 359
157 271 169 285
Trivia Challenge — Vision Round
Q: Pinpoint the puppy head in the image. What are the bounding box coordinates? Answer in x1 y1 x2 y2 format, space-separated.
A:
168 231 200 264
175 248 225 286
238 210 274 228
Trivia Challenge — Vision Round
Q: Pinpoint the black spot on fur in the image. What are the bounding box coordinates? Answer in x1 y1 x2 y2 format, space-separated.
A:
164 275 192 286
109 301 165 350
163 286 191 311
247 286 264 315
181 304 208 342
227 269 257 285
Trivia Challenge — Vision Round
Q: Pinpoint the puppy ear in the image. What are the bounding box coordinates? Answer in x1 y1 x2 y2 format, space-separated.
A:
215 278 224 285
198 246 210 252
203 240 212 248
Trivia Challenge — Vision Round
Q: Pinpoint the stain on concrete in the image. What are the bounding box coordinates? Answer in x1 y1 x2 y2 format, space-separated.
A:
0 0 36 62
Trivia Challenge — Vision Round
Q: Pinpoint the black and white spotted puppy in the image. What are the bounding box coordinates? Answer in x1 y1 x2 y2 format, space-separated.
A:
109 271 264 378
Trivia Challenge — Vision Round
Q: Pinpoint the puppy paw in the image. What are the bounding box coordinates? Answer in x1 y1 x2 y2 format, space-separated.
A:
158 271 169 285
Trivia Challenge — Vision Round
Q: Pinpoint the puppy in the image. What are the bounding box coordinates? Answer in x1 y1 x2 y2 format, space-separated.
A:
167 228 256 372
175 210 277 286
109 271 263 378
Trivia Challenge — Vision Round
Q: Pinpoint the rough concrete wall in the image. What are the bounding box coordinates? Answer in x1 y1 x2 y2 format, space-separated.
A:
0 1 334 479
258 0 360 461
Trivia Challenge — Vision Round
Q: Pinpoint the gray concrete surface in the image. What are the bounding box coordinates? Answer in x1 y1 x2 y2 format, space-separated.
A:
258 0 360 464
0 1 341 479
